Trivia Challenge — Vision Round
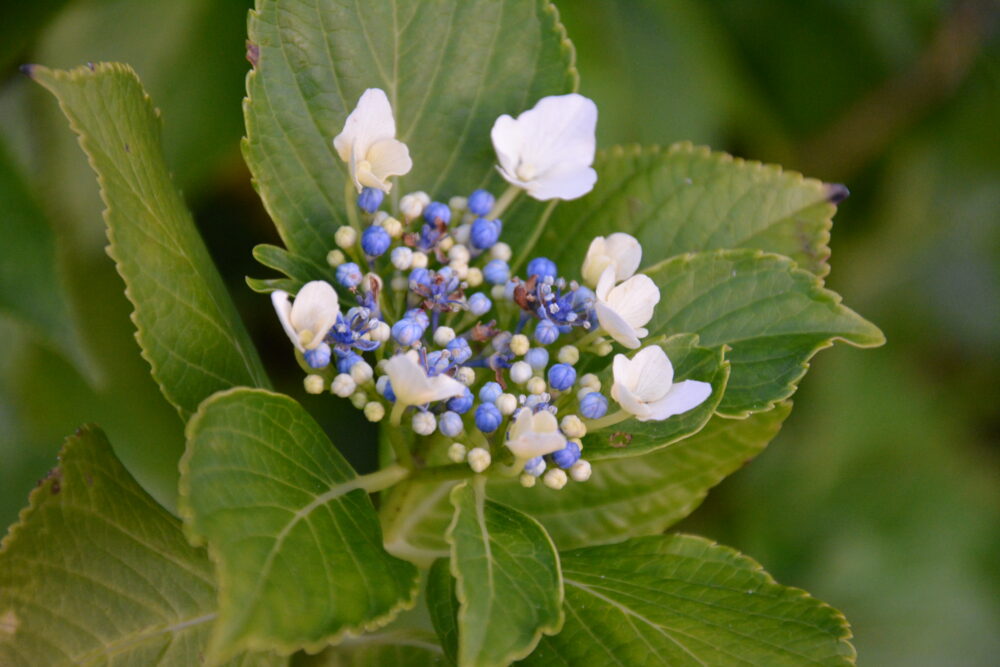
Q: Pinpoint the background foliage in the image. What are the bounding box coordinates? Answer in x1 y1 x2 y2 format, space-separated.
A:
0 0 997 664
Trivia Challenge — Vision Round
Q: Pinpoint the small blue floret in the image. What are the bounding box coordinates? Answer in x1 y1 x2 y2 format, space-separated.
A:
356 187 384 213
580 392 608 419
483 259 510 285
548 363 576 391
336 262 363 288
391 318 424 346
470 218 501 249
479 381 503 404
468 292 492 316
525 347 549 370
447 337 472 364
552 440 581 469
524 456 546 477
439 411 464 438
475 403 503 433
527 257 557 280
534 319 559 345
337 351 362 374
448 388 474 414
361 225 391 256
304 342 332 369
467 189 495 216
405 308 431 329
423 201 451 224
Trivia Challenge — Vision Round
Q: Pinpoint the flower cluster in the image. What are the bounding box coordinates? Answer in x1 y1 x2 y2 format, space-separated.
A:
270 89 712 490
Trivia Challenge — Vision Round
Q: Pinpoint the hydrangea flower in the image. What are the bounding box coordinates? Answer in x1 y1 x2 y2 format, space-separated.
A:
382 352 466 407
594 266 660 349
611 346 712 421
333 88 412 193
505 409 567 459
271 280 340 351
581 232 642 286
490 94 597 201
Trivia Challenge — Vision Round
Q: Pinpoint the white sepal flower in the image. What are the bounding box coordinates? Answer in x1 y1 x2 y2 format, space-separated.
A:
581 233 642 286
383 352 466 407
611 346 712 422
490 94 597 201
505 409 567 460
271 280 340 351
594 267 659 349
333 88 412 193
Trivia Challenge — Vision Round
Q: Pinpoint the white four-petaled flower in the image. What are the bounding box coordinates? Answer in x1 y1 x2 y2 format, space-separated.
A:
334 88 412 193
611 346 712 422
594 266 659 349
581 232 642 287
383 351 467 407
271 281 340 351
505 408 567 459
491 93 598 201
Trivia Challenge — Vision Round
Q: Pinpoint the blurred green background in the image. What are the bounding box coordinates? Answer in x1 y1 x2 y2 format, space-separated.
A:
1 0 997 663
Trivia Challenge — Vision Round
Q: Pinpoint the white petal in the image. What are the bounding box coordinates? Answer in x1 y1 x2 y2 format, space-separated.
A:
290 281 340 349
595 265 616 301
424 374 468 404
525 165 597 201
610 377 651 420
334 89 397 161
367 138 412 185
581 236 609 286
516 94 596 176
271 291 300 351
604 233 642 281
505 409 566 459
627 346 675 401
595 300 642 349
384 354 465 406
490 114 522 178
530 410 560 434
606 274 659 329
643 380 713 421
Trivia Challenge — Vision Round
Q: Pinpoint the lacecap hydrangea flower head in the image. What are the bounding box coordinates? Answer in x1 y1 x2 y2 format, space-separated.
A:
271 89 712 490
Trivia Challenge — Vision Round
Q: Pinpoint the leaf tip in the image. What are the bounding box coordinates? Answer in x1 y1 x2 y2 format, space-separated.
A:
825 182 850 204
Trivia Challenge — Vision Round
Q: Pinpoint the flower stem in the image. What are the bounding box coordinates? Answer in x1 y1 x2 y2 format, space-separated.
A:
574 327 604 351
345 180 363 234
387 404 414 467
488 183 522 220
354 464 411 493
510 199 558 275
584 409 631 431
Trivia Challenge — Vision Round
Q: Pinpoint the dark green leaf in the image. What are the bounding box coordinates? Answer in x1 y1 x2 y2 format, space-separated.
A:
0 425 281 666
243 0 577 269
489 404 790 550
30 63 271 420
446 479 562 666
645 249 884 416
297 630 446 666
426 559 460 666
180 388 418 662
523 535 855 666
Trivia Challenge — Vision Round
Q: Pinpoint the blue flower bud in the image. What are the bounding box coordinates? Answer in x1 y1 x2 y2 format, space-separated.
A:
552 440 581 469
468 292 492 316
405 308 430 329
448 388 474 414
409 267 431 287
580 391 609 419
446 337 472 364
356 187 384 213
336 262 363 288
378 377 396 402
392 318 424 346
479 381 503 404
534 319 559 345
467 189 495 216
475 403 503 433
423 201 451 224
572 286 596 309
504 280 518 300
524 456 546 477
470 218 500 249
527 257 557 280
548 363 576 391
361 225 391 256
337 352 363 374
525 347 549 371
483 259 510 285
439 411 464 438
304 342 331 369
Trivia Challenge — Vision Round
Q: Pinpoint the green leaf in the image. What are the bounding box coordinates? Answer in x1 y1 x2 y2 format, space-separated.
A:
30 63 270 421
426 559 460 666
523 535 856 666
180 388 418 662
582 333 730 460
445 479 563 666
488 404 791 550
645 249 884 416
298 630 446 666
381 479 458 567
0 139 86 370
540 142 842 278
243 0 577 269
0 425 281 666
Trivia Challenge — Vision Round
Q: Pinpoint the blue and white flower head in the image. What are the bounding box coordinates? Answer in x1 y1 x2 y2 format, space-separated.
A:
594 266 660 349
333 88 412 193
505 408 567 460
382 351 466 407
581 232 642 287
271 280 340 351
490 93 598 201
611 346 712 421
